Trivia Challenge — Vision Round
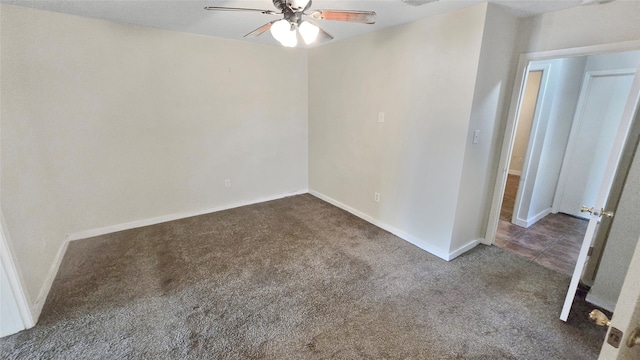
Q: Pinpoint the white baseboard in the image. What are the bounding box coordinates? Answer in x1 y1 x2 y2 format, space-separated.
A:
36 188 476 326
66 189 308 242
508 170 522 176
32 239 69 320
448 239 482 260
514 207 552 228
30 189 308 324
309 190 478 261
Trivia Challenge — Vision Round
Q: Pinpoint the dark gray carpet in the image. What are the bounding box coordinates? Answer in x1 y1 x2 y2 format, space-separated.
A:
0 194 606 359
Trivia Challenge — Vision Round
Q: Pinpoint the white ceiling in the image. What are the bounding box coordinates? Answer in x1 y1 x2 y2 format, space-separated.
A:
2 0 593 47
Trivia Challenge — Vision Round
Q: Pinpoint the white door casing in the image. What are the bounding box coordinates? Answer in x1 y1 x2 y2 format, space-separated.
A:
0 214 34 337
0 259 25 336
511 64 552 228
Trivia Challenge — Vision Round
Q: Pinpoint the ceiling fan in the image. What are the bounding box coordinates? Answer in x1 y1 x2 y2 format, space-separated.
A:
204 0 376 47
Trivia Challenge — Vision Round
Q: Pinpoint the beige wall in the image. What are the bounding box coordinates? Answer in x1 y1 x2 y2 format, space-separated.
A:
308 4 490 257
509 71 541 175
0 5 308 316
452 4 519 251
4 0 640 327
519 0 640 53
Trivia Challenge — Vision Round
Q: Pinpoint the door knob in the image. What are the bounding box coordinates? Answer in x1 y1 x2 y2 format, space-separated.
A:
589 309 611 326
580 206 614 218
581 205 595 214
601 209 614 218
628 328 640 348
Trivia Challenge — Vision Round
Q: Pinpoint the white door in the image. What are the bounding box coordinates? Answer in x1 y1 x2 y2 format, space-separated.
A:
598 236 640 359
555 70 635 219
561 64 640 321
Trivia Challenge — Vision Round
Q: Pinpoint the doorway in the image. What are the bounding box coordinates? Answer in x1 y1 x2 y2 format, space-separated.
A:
495 51 640 276
489 49 640 278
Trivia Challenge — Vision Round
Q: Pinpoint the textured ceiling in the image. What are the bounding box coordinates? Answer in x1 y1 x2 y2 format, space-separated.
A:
2 0 593 47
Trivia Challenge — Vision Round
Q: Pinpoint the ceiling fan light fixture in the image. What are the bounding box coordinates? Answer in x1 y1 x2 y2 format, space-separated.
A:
205 0 376 47
270 19 297 47
299 21 319 45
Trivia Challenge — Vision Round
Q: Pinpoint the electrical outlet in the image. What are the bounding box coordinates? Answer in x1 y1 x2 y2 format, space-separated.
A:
378 112 385 123
225 179 231 188
374 192 380 202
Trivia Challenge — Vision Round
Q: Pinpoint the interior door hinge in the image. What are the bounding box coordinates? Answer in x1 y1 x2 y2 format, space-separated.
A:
588 247 594 256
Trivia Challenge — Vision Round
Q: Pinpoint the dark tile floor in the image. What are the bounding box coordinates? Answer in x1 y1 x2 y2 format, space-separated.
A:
495 174 588 275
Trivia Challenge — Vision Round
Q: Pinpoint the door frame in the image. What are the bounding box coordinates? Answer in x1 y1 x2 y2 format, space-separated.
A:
511 64 551 228
598 234 640 359
552 68 638 218
484 40 640 246
0 213 34 335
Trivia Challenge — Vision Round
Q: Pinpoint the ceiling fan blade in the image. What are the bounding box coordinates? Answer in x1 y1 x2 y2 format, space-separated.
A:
316 27 334 43
310 10 376 24
401 0 438 6
244 21 277 38
204 6 278 15
306 20 334 43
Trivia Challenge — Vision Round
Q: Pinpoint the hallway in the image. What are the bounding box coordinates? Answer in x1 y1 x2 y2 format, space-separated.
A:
495 174 588 275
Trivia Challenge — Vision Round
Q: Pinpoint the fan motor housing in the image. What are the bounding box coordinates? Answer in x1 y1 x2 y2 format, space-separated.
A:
273 0 305 25
273 0 311 12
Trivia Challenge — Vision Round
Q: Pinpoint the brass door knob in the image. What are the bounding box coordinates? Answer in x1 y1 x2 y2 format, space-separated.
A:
601 209 614 218
589 309 611 327
580 206 614 218
581 205 595 214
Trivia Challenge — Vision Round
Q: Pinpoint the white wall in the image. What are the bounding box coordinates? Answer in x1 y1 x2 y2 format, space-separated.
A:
509 71 541 176
450 4 519 252
309 4 488 258
0 4 308 320
519 1 640 54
